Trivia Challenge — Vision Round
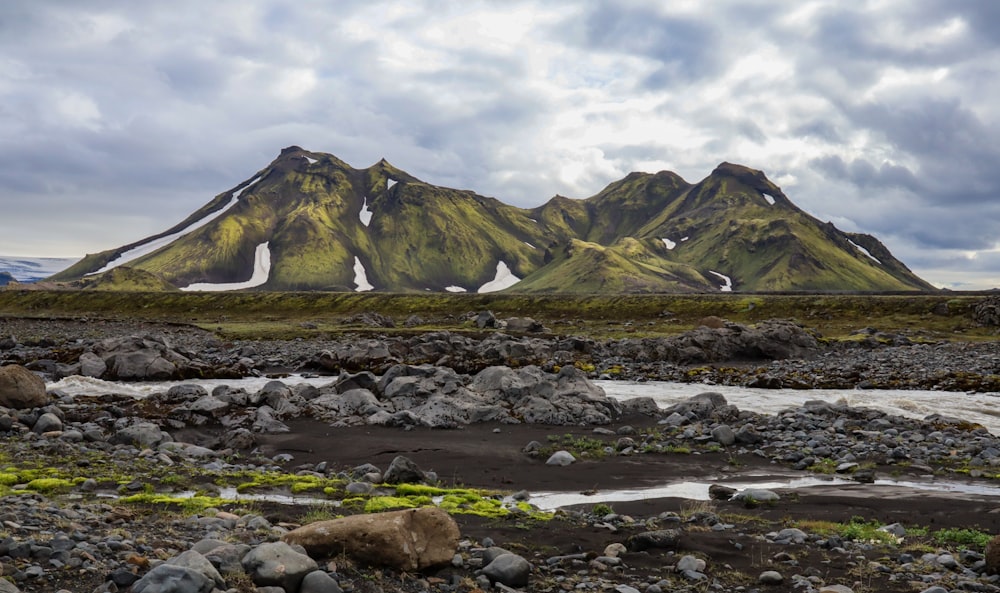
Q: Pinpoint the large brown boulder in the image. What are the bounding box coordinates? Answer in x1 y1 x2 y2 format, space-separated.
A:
281 507 460 571
985 534 1000 574
0 365 49 409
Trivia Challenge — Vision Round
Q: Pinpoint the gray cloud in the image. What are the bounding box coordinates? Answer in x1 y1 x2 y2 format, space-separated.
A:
0 1 998 288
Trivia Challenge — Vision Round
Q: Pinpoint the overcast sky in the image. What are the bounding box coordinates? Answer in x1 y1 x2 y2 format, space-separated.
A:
1 1 998 289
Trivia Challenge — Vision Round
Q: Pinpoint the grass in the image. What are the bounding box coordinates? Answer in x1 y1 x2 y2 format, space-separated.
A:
0 290 993 341
933 527 992 551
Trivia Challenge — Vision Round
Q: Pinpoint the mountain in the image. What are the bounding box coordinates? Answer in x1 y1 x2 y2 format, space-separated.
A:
51 147 935 293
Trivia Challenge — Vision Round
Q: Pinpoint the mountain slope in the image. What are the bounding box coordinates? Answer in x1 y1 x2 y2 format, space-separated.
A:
52 149 935 293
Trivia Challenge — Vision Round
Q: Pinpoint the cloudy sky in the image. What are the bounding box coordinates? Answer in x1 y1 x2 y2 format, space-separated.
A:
1 1 999 289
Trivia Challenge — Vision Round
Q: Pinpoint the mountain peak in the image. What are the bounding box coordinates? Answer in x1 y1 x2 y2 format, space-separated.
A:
709 161 789 205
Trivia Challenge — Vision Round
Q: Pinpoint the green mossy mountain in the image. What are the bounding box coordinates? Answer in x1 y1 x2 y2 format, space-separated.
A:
52 148 935 293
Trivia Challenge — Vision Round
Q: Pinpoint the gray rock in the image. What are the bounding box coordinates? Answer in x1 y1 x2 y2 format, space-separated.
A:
383 455 426 484
818 585 855 593
166 384 209 401
130 564 215 593
664 392 727 419
112 421 172 448
626 529 681 552
241 541 318 591
545 450 575 466
78 351 107 378
732 488 780 504
32 412 63 434
758 570 784 584
711 424 736 446
482 553 531 587
676 555 706 573
165 550 225 589
300 569 344 593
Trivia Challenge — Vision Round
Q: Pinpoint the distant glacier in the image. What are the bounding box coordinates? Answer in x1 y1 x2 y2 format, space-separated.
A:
0 256 77 283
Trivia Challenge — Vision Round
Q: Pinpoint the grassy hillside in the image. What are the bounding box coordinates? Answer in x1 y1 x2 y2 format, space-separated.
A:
50 149 936 294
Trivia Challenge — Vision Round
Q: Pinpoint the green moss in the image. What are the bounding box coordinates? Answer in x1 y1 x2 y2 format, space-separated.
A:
364 496 433 512
120 493 239 514
25 478 74 493
0 473 18 486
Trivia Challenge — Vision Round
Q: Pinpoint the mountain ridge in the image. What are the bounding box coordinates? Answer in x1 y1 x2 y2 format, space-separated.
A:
50 147 936 293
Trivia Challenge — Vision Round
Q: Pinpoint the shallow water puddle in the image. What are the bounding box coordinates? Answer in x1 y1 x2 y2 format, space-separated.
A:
530 475 1000 510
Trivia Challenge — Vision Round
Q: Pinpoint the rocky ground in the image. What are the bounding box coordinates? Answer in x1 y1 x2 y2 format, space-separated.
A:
2 315 1000 593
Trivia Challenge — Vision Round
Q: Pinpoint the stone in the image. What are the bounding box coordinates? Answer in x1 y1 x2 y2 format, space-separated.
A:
130 564 215 593
710 424 736 446
0 365 49 409
241 541 318 591
758 570 783 584
32 412 63 434
383 455 426 484
733 488 780 504
626 529 681 552
818 585 855 593
165 550 225 589
545 450 575 466
708 484 737 500
482 552 531 587
676 555 706 573
282 507 460 571
300 569 344 593
0 579 19 593
78 352 107 378
985 534 1000 574
111 422 173 448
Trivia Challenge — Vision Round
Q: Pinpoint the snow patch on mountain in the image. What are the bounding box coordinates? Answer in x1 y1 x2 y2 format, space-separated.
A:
353 256 374 292
662 238 676 250
478 261 520 293
359 197 373 227
96 176 261 274
386 178 397 190
180 242 271 291
709 270 733 292
849 240 882 264
762 193 775 205
445 285 467 293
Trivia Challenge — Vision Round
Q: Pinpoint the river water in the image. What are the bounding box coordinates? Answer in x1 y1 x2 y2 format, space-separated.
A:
48 375 1000 434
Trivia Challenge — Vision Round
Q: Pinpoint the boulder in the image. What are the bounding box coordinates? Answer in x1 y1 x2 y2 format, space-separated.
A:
975 296 1000 327
165 550 225 590
92 334 192 380
481 552 531 587
78 351 107 378
111 421 173 448
0 365 50 409
664 392 728 420
130 564 215 593
985 534 1000 574
282 507 460 571
383 455 427 484
626 529 682 552
241 541 318 590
